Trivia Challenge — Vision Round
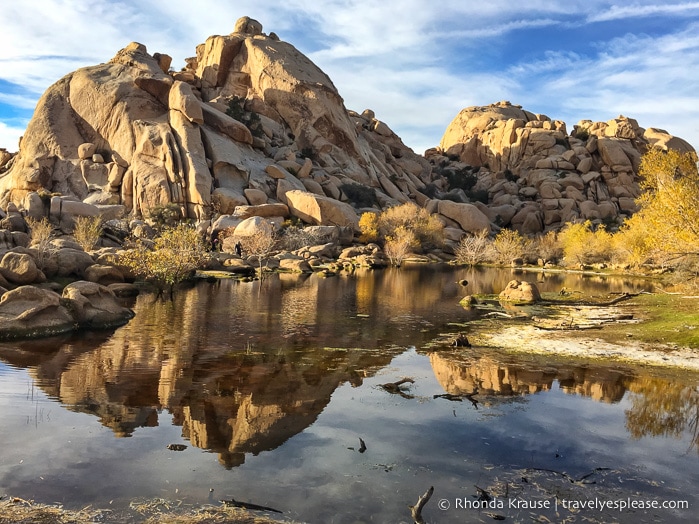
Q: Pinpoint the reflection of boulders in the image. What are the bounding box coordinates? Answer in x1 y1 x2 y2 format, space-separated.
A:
430 351 629 403
0 279 402 464
431 353 554 396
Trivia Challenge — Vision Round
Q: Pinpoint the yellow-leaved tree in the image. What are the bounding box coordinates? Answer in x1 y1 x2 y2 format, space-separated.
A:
359 202 444 265
617 147 699 266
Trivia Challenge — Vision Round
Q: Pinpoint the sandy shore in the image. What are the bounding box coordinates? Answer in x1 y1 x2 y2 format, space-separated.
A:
473 305 699 372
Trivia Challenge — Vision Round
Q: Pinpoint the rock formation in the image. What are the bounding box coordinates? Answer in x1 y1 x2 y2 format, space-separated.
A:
433 101 696 235
0 18 695 246
0 281 134 340
0 17 429 229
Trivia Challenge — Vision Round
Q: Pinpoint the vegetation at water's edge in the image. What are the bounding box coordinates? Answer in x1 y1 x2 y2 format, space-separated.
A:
453 148 699 291
602 293 699 348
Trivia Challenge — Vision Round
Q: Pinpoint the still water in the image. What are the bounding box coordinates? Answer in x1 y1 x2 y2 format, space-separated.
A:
0 266 697 523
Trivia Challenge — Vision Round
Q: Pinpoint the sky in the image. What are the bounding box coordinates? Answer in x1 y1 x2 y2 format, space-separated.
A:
1 1 699 155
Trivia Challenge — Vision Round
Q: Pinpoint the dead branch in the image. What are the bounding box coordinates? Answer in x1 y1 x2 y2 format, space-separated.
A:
409 486 434 524
533 324 603 331
380 378 415 398
434 389 479 409
220 498 282 513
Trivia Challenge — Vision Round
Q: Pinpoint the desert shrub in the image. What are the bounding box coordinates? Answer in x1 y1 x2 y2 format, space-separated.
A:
575 128 590 142
422 183 439 198
558 220 614 266
147 203 181 230
279 225 321 251
26 217 56 271
300 147 315 161
531 230 562 264
465 188 489 204
377 202 444 249
491 228 529 265
454 229 491 266
359 212 380 243
384 226 417 266
72 215 102 251
444 168 477 192
340 183 377 208
503 169 518 182
225 96 264 138
119 223 210 294
235 226 278 272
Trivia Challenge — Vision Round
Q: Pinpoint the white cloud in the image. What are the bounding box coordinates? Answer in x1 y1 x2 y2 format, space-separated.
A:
1 1 699 154
0 121 26 151
588 2 699 22
506 23 699 147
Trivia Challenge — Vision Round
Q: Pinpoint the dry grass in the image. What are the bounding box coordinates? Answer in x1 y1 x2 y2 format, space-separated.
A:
0 496 297 524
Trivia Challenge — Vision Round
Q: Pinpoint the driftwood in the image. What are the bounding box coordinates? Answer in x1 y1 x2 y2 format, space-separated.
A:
221 498 282 513
409 486 434 524
433 389 479 409
544 291 647 307
380 378 415 398
525 466 611 484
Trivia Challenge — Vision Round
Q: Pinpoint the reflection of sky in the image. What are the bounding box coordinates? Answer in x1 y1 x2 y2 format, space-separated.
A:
1 348 698 522
0 267 697 523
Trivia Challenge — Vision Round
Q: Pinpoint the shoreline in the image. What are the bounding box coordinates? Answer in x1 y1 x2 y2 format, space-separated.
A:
472 300 699 372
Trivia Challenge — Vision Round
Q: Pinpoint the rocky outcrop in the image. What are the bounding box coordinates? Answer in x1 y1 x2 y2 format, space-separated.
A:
0 281 133 340
0 17 429 234
0 19 695 245
434 101 696 235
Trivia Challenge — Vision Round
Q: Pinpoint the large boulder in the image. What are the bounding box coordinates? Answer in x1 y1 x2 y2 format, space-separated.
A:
285 190 359 230
0 252 41 285
437 201 491 233
62 280 134 328
498 280 541 303
54 248 95 278
0 286 74 339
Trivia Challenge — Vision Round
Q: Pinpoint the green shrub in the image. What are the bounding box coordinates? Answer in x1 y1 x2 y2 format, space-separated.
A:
444 168 477 192
575 128 590 142
147 203 181 229
120 223 210 294
225 96 264 138
340 183 377 208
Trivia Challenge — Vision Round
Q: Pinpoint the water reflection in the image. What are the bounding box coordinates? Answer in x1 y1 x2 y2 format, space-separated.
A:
430 351 628 403
0 266 697 521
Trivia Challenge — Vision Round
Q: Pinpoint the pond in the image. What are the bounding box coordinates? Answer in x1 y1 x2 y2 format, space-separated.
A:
0 266 697 523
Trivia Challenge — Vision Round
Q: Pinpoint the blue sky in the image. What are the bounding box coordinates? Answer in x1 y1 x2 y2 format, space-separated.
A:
1 1 699 155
